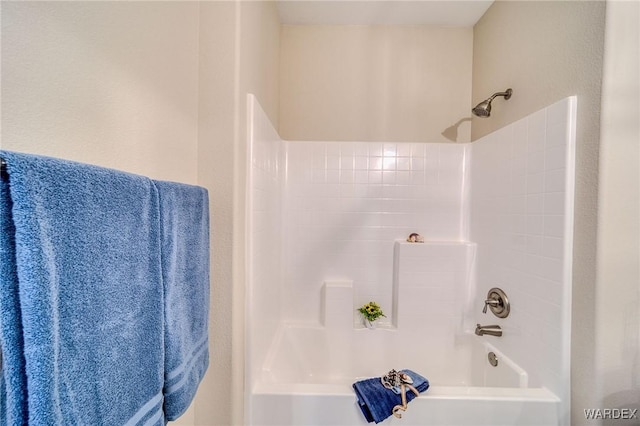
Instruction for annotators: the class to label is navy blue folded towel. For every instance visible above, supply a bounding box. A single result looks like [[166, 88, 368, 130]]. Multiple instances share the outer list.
[[154, 180, 210, 420], [0, 151, 209, 425], [353, 369, 430, 424]]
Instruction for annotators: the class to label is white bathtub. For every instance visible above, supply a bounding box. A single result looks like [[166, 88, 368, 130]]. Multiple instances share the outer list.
[[249, 325, 560, 426]]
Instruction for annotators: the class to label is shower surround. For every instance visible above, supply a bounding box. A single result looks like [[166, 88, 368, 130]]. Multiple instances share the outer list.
[[246, 95, 576, 425]]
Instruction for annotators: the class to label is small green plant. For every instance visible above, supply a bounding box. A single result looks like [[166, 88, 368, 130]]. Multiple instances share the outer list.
[[357, 301, 386, 322]]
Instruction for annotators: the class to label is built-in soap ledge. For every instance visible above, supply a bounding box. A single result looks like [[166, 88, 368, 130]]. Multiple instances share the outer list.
[[322, 280, 396, 331], [396, 239, 475, 246], [353, 322, 396, 331]]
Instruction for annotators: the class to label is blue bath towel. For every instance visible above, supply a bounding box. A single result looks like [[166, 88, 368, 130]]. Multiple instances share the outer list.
[[153, 180, 210, 420], [0, 151, 165, 425], [353, 369, 429, 423], [0, 174, 28, 426]]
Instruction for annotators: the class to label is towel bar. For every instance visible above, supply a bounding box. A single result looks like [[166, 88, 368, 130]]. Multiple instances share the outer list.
[[0, 157, 7, 179]]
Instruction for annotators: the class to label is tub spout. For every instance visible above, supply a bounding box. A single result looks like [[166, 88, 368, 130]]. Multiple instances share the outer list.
[[475, 324, 502, 337]]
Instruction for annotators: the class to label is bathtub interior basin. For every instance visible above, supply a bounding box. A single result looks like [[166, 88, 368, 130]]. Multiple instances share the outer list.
[[250, 324, 560, 426]]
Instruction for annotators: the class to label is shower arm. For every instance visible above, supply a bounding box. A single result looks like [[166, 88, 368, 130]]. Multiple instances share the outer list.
[[485, 89, 512, 103]]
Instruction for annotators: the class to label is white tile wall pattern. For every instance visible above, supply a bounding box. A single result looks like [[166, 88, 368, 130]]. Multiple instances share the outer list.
[[393, 241, 477, 332], [321, 280, 354, 329], [247, 94, 576, 422], [469, 96, 576, 423], [283, 141, 469, 325]]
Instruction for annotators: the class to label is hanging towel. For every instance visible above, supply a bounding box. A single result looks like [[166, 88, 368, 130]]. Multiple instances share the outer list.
[[0, 151, 165, 425], [353, 369, 429, 424], [153, 180, 210, 420], [0, 173, 28, 426]]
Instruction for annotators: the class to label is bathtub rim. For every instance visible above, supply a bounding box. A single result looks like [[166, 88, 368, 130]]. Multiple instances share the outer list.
[[253, 381, 560, 403]]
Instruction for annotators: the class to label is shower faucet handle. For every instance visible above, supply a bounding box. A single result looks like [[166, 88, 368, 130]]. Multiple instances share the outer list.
[[482, 288, 510, 318], [482, 298, 501, 314]]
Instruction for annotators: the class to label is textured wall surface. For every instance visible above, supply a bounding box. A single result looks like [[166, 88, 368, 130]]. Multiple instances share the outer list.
[[595, 0, 640, 419], [196, 2, 281, 425], [1, 2, 200, 184], [279, 25, 473, 143]]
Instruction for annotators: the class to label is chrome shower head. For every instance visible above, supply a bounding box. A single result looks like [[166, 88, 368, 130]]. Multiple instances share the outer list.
[[472, 101, 492, 117], [472, 88, 512, 118]]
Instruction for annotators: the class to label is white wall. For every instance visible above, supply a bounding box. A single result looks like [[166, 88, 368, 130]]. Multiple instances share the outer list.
[[283, 141, 468, 324], [1, 1, 200, 183], [195, 2, 237, 425], [595, 0, 640, 419], [471, 2, 607, 422], [279, 25, 473, 143], [196, 1, 281, 425]]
